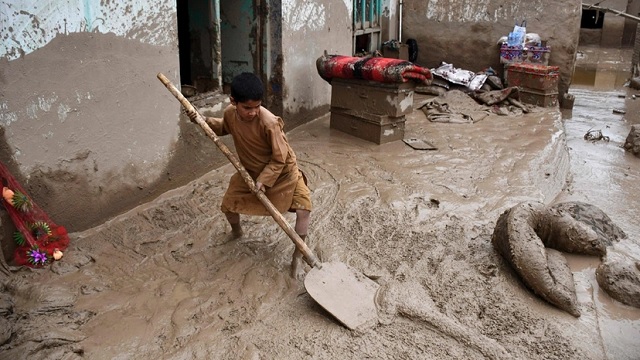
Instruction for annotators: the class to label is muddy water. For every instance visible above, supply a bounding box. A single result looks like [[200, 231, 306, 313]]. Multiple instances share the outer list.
[[3, 53, 640, 359], [71, 106, 581, 359], [557, 61, 640, 359], [0, 106, 613, 359]]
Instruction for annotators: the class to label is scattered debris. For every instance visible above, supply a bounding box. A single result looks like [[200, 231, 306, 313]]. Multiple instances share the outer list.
[[584, 129, 610, 142], [403, 138, 438, 150], [420, 90, 492, 123]]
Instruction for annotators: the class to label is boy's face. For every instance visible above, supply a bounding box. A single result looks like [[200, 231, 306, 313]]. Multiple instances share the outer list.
[[231, 97, 261, 122]]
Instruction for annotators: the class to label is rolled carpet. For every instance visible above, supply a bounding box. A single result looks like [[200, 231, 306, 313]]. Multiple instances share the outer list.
[[316, 53, 432, 85]]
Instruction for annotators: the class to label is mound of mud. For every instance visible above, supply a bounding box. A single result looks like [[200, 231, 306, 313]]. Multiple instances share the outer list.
[[492, 202, 581, 317], [492, 200, 631, 316], [596, 250, 640, 308], [545, 201, 625, 256]]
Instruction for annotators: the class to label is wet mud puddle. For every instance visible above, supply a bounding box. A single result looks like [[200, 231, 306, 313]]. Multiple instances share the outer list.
[[558, 48, 640, 359]]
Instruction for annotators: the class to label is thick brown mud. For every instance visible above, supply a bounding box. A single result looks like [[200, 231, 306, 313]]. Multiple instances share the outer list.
[[1, 46, 640, 360]]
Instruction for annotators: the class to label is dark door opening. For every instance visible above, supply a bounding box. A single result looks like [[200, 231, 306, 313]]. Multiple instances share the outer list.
[[175, 0, 263, 97], [581, 10, 605, 29], [176, 0, 221, 94]]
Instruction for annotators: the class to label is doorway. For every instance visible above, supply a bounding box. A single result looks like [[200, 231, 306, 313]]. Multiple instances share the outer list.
[[176, 0, 262, 95]]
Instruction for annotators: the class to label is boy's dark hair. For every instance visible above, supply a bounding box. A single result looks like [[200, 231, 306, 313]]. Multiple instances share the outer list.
[[230, 72, 264, 103]]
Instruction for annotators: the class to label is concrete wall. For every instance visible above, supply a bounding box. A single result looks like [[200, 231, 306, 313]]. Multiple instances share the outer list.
[[623, 0, 640, 47], [601, 0, 632, 47], [280, 0, 353, 128], [0, 0, 184, 231], [402, 0, 582, 97]]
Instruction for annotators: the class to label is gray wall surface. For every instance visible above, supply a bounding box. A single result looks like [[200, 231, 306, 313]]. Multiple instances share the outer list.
[[402, 0, 582, 97]]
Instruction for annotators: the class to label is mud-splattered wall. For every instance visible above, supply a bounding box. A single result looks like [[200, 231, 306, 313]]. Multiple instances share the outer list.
[[0, 0, 183, 232], [278, 0, 400, 129], [636, 25, 640, 73], [279, 0, 353, 128], [402, 0, 582, 98]]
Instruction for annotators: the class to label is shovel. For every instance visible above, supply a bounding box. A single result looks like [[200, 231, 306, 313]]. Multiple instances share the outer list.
[[157, 73, 380, 330]]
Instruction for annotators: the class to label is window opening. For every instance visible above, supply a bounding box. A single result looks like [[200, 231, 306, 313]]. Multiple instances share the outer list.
[[353, 0, 381, 55]]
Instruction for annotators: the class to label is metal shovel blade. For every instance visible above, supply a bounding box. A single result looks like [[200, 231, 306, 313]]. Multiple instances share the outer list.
[[304, 261, 380, 330]]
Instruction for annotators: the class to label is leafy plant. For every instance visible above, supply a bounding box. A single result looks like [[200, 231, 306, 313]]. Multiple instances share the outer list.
[[11, 191, 32, 212], [13, 231, 25, 246], [30, 221, 52, 239]]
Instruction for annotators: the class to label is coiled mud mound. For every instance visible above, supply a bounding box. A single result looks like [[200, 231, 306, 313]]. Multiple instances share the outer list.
[[492, 202, 581, 317], [492, 201, 630, 316]]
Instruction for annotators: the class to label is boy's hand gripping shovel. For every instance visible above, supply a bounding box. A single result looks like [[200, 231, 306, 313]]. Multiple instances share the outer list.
[[157, 73, 379, 330]]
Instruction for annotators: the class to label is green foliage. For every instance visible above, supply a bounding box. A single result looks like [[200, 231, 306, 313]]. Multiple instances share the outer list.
[[11, 191, 32, 212], [30, 221, 52, 239], [13, 231, 25, 246]]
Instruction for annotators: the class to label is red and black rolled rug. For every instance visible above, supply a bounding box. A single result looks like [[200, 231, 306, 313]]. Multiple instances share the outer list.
[[316, 53, 432, 84]]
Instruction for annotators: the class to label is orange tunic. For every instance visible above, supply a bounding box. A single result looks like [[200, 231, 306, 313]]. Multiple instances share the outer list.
[[207, 105, 304, 215]]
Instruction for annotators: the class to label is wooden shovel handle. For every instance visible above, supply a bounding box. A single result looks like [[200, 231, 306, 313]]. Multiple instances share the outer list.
[[157, 73, 320, 269]]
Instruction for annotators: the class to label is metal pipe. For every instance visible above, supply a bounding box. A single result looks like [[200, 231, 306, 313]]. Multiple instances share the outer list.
[[399, 0, 403, 42], [583, 3, 640, 23]]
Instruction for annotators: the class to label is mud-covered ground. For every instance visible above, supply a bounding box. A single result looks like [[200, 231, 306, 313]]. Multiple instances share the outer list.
[[1, 47, 639, 360]]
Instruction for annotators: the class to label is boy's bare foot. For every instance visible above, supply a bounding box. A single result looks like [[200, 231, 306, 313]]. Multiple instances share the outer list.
[[230, 223, 243, 238], [220, 225, 243, 244], [290, 249, 307, 281]]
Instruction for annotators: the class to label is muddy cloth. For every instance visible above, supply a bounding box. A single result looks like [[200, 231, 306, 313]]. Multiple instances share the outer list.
[[316, 54, 432, 84], [473, 86, 521, 106], [419, 90, 491, 124], [206, 105, 312, 215], [474, 86, 530, 116]]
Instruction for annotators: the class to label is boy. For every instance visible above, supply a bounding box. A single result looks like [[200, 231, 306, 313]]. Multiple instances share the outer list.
[[187, 72, 312, 280]]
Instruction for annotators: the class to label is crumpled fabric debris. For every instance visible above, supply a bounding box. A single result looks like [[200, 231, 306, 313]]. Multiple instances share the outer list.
[[420, 90, 492, 124], [473, 86, 521, 106]]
